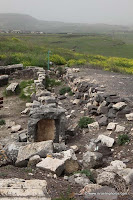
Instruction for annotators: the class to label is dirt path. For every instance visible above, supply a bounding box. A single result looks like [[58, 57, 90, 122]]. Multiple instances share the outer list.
[[0, 79, 28, 140], [77, 67, 133, 99]]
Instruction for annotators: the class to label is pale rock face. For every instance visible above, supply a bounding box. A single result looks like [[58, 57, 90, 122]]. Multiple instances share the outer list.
[[88, 122, 99, 131], [95, 134, 114, 147], [28, 155, 42, 167], [69, 173, 91, 187], [21, 108, 30, 115], [97, 171, 116, 185], [73, 99, 80, 105], [126, 113, 133, 121], [82, 151, 103, 169], [53, 149, 77, 162], [70, 145, 79, 152], [36, 157, 65, 176], [107, 122, 117, 131], [6, 83, 19, 95], [15, 140, 53, 167], [113, 102, 127, 110], [110, 160, 126, 170], [26, 103, 33, 108], [117, 168, 133, 184], [11, 125, 21, 133], [0, 178, 50, 199], [115, 125, 125, 132]]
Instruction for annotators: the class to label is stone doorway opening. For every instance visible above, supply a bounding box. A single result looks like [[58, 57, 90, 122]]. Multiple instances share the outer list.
[[36, 119, 56, 142]]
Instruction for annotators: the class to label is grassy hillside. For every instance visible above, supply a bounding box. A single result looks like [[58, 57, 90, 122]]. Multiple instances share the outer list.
[[0, 33, 133, 74], [0, 13, 130, 33]]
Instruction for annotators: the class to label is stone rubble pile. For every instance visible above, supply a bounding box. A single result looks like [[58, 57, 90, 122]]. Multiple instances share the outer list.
[[1, 66, 133, 199], [64, 68, 133, 126]]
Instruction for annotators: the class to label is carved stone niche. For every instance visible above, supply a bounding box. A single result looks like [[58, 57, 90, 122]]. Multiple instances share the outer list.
[[28, 105, 66, 143]]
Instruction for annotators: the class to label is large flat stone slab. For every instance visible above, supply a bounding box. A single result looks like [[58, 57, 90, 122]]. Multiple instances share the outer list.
[[36, 157, 65, 176], [15, 140, 53, 167], [0, 178, 50, 200]]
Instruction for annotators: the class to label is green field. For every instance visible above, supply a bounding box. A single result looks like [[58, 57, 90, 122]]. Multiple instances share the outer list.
[[0, 32, 133, 74]]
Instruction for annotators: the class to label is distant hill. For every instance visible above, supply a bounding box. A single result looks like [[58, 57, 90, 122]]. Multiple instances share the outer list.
[[0, 13, 130, 33]]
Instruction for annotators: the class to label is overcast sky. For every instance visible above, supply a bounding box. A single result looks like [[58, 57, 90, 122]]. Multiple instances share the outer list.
[[0, 0, 132, 25]]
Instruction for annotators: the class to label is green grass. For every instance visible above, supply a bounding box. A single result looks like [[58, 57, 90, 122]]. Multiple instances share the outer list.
[[118, 134, 130, 145], [59, 87, 71, 95], [78, 117, 94, 128], [19, 80, 35, 101], [45, 77, 61, 89], [0, 33, 133, 73]]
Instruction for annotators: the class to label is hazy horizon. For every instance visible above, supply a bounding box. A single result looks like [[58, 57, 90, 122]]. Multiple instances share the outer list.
[[0, 0, 132, 26]]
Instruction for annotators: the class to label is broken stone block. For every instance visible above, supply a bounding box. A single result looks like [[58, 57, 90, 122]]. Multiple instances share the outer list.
[[0, 149, 10, 166], [36, 157, 65, 176], [65, 159, 79, 175], [6, 83, 19, 95], [44, 96, 56, 104], [95, 135, 114, 148], [26, 103, 33, 108], [73, 99, 80, 105], [97, 115, 108, 126], [110, 160, 126, 170], [97, 105, 109, 115], [82, 151, 103, 169], [88, 122, 99, 131], [53, 143, 68, 153], [115, 125, 125, 133], [107, 122, 117, 131], [28, 155, 42, 168], [84, 186, 118, 200], [113, 102, 127, 110], [69, 173, 91, 187], [97, 171, 116, 185], [11, 125, 21, 133], [21, 108, 30, 115], [0, 178, 50, 199], [108, 108, 117, 119], [4, 142, 25, 163], [19, 131, 27, 142], [118, 168, 133, 184], [70, 145, 79, 153], [0, 75, 8, 87], [126, 113, 133, 121], [15, 140, 53, 167], [116, 106, 131, 118]]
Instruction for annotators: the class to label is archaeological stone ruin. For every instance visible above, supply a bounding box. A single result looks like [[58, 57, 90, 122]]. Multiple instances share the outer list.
[[1, 64, 133, 199]]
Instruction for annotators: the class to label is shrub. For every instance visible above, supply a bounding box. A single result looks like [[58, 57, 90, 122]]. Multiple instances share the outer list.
[[59, 87, 71, 95], [11, 37, 21, 42], [118, 134, 130, 145], [50, 54, 66, 65], [45, 77, 61, 89], [67, 59, 77, 67], [56, 66, 66, 76], [78, 117, 94, 128], [0, 119, 6, 126]]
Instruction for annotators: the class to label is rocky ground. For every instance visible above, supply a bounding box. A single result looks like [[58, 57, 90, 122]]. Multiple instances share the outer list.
[[0, 65, 133, 200]]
